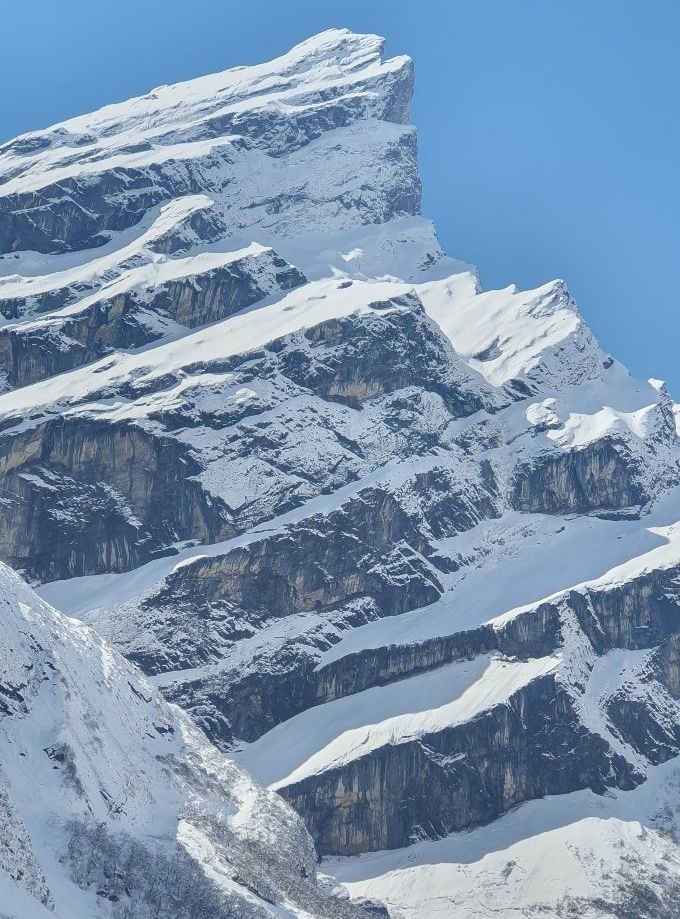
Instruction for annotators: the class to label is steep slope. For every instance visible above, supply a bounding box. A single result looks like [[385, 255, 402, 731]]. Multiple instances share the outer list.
[[0, 560, 386, 919], [2, 27, 680, 919]]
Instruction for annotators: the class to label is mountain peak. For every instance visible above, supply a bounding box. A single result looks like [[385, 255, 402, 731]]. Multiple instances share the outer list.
[[0, 29, 416, 256], [0, 28, 413, 198]]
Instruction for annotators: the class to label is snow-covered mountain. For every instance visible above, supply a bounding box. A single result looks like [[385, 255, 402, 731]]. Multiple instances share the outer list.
[[1, 27, 680, 919]]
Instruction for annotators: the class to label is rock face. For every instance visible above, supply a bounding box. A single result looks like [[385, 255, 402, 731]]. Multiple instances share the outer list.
[[510, 436, 648, 515], [0, 418, 231, 581], [281, 674, 638, 855], [2, 26, 680, 919]]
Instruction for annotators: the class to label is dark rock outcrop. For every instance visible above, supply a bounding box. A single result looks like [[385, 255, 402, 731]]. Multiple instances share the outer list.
[[0, 419, 232, 580], [511, 437, 647, 515], [281, 675, 639, 855]]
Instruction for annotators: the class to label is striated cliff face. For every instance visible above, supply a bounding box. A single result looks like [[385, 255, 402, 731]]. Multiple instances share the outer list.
[[2, 27, 680, 919], [0, 246, 306, 388]]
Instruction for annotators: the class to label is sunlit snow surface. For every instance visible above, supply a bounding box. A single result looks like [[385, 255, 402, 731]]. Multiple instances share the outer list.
[[0, 563, 331, 919]]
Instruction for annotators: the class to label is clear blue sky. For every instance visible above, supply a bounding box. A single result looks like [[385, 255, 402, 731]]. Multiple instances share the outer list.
[[2, 1, 679, 392]]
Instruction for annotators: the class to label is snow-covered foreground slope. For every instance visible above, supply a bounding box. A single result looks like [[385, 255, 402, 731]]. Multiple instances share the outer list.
[[2, 26, 680, 919], [0, 562, 385, 919]]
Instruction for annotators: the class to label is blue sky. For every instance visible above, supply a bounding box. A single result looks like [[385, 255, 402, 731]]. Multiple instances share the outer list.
[[2, 1, 678, 391]]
